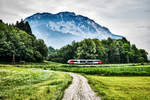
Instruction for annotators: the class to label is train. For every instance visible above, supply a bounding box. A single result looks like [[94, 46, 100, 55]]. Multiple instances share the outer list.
[[67, 59, 102, 64]]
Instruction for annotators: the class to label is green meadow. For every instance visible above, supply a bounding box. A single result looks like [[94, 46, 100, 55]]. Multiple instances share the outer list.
[[0, 62, 150, 100], [0, 66, 72, 100], [86, 75, 150, 100]]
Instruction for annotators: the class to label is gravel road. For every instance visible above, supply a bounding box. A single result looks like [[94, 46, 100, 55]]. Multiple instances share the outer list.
[[62, 73, 101, 100]]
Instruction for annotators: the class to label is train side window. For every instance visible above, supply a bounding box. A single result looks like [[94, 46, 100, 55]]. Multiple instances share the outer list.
[[87, 61, 93, 62], [80, 61, 86, 63]]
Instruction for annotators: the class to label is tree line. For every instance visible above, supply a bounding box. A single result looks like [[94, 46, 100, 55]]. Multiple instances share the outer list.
[[0, 20, 48, 62], [48, 38, 148, 64], [0, 19, 148, 64]]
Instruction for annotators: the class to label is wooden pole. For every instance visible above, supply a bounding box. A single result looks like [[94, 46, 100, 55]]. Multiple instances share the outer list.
[[12, 54, 15, 64]]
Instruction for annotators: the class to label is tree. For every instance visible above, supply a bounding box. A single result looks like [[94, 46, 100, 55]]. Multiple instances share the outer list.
[[15, 19, 35, 37], [48, 37, 148, 64], [93, 39, 107, 63], [48, 46, 55, 54], [139, 57, 145, 65], [75, 39, 97, 59], [0, 19, 3, 23], [130, 44, 140, 63], [35, 39, 48, 61], [122, 43, 130, 63], [139, 49, 148, 62], [0, 21, 48, 62]]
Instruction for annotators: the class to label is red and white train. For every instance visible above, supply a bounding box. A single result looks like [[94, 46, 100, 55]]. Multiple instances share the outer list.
[[67, 59, 102, 64]]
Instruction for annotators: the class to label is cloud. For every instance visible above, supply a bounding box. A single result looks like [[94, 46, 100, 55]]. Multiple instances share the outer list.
[[0, 0, 150, 56]]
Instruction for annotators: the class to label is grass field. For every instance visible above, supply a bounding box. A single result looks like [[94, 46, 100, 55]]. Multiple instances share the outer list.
[[0, 61, 63, 68], [0, 62, 150, 100], [85, 75, 150, 100], [0, 66, 72, 100], [49, 64, 150, 76], [1, 62, 150, 76]]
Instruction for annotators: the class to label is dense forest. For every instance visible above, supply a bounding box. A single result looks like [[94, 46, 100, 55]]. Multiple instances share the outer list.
[[48, 38, 148, 64], [0, 20, 48, 62]]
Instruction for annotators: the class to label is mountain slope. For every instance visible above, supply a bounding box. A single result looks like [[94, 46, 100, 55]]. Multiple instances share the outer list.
[[25, 12, 123, 48]]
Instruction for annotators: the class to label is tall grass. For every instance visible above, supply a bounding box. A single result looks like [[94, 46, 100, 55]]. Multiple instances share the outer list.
[[0, 67, 72, 100], [85, 75, 150, 100], [49, 65, 150, 76]]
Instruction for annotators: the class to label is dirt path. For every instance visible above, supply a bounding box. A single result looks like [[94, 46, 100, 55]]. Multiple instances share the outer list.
[[62, 73, 101, 100]]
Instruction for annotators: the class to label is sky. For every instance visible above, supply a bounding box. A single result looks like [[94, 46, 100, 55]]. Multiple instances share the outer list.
[[0, 0, 150, 57]]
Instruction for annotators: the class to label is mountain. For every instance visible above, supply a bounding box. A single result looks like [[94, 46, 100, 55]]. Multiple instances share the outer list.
[[24, 12, 123, 48]]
